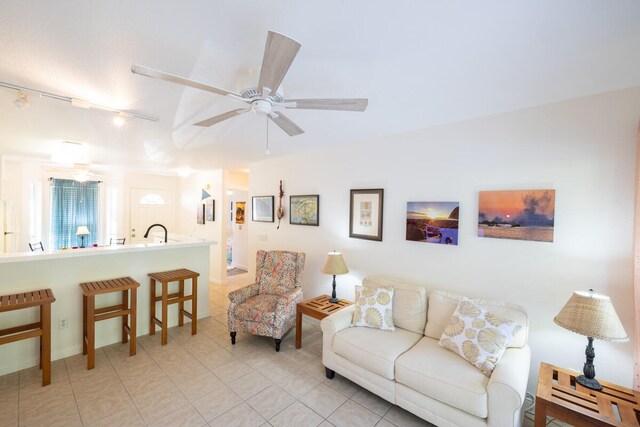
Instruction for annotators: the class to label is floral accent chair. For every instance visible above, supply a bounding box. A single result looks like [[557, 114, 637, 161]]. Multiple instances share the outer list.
[[228, 250, 305, 351]]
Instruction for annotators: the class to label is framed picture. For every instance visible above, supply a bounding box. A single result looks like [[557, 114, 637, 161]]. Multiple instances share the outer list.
[[205, 200, 215, 221], [290, 195, 319, 226], [349, 189, 384, 241], [406, 202, 459, 245], [478, 189, 555, 242], [196, 203, 205, 224], [252, 196, 274, 222], [235, 201, 246, 224]]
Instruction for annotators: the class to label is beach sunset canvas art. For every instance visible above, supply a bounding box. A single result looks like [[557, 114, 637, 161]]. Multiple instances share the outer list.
[[406, 202, 459, 245], [478, 189, 555, 242]]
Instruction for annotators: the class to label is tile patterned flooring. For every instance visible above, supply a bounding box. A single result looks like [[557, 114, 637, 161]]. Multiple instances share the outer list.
[[0, 273, 559, 426]]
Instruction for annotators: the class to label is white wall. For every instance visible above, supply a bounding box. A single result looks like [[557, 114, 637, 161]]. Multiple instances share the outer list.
[[176, 170, 225, 284], [249, 87, 640, 392]]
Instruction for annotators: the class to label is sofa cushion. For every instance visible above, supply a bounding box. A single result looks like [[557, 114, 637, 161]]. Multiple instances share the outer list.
[[333, 326, 422, 380], [439, 298, 522, 376], [395, 336, 490, 418], [362, 276, 427, 334], [352, 286, 395, 331], [425, 289, 528, 348]]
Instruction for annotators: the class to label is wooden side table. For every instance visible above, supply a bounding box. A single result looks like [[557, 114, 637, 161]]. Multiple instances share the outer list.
[[296, 294, 352, 349], [535, 362, 640, 426]]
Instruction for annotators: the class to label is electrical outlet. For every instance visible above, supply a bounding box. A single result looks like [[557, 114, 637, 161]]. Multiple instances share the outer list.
[[58, 318, 68, 329]]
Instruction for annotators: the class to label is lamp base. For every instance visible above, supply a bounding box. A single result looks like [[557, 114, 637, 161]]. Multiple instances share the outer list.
[[329, 275, 339, 303], [576, 375, 603, 391]]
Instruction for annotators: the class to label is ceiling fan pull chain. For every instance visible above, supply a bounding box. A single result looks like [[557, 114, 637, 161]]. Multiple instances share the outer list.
[[266, 117, 270, 155]]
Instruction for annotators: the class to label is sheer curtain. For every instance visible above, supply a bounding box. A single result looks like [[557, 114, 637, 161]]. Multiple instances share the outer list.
[[50, 179, 99, 249]]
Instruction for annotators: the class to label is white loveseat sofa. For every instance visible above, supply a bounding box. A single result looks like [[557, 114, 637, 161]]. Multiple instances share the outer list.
[[321, 276, 531, 427]]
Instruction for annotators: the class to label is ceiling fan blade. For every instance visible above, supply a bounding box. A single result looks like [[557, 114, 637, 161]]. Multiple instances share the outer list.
[[283, 98, 368, 112], [131, 65, 242, 98], [257, 31, 301, 97], [268, 112, 304, 136], [194, 108, 250, 127]]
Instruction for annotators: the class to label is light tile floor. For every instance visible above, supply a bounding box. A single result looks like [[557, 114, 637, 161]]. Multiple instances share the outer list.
[[0, 273, 562, 427]]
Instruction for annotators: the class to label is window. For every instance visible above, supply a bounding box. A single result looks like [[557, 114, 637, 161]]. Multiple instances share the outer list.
[[139, 193, 166, 205], [50, 179, 99, 249]]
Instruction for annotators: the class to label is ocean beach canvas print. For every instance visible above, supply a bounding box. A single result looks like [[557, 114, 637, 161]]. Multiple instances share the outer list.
[[406, 202, 459, 245], [478, 189, 555, 242]]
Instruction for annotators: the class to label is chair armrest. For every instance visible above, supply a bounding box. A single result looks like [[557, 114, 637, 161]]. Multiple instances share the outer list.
[[320, 305, 355, 337], [228, 282, 260, 305], [487, 345, 531, 427], [272, 287, 304, 338], [275, 286, 304, 310]]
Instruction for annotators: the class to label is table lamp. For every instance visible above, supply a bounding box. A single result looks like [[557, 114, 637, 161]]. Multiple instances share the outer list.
[[76, 226, 90, 248], [321, 251, 349, 303], [553, 289, 628, 390]]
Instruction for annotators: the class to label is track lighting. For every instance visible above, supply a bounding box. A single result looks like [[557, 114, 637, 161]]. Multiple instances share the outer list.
[[13, 91, 29, 109], [0, 80, 157, 122]]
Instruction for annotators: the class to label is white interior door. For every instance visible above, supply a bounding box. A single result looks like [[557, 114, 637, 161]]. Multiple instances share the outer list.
[[130, 188, 172, 243]]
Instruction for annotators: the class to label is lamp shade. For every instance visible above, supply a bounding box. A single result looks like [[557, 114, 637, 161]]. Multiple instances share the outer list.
[[76, 226, 91, 236], [554, 290, 628, 342], [321, 251, 349, 275]]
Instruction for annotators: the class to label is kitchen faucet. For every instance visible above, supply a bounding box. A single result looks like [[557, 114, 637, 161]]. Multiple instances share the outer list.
[[143, 224, 168, 243]]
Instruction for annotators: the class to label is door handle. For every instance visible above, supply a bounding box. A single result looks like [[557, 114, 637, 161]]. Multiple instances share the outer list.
[[132, 234, 136, 237]]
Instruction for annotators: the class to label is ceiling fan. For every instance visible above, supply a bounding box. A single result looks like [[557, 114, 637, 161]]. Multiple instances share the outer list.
[[131, 31, 368, 137], [48, 163, 105, 182]]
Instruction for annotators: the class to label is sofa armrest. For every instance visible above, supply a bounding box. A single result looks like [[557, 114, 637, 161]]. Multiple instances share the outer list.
[[321, 305, 355, 337], [228, 282, 260, 305], [487, 345, 531, 427], [321, 305, 355, 371]]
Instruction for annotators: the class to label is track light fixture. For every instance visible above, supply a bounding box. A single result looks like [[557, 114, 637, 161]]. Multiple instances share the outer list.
[[113, 112, 126, 127], [13, 91, 29, 109], [0, 80, 157, 123]]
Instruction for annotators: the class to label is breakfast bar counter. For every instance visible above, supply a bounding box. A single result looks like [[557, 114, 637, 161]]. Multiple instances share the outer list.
[[0, 238, 215, 376]]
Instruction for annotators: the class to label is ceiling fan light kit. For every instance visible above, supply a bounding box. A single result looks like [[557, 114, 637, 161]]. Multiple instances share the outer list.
[[131, 30, 368, 138]]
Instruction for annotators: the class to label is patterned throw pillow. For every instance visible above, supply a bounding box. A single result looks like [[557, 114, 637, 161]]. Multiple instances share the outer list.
[[439, 297, 521, 376], [352, 286, 395, 331]]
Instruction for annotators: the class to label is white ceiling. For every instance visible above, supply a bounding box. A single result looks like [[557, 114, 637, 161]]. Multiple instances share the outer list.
[[1, 1, 639, 173]]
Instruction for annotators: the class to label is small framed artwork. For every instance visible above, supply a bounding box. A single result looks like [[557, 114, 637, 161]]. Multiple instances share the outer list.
[[196, 203, 205, 224], [252, 196, 274, 222], [235, 202, 246, 224], [349, 189, 384, 241], [406, 202, 459, 245], [478, 189, 555, 242], [205, 200, 215, 221], [290, 195, 319, 226]]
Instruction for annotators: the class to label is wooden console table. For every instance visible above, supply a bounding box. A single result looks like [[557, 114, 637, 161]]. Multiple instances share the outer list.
[[535, 362, 640, 426], [295, 294, 352, 349]]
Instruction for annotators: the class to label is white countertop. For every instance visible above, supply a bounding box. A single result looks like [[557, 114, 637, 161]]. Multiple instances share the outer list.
[[0, 238, 217, 264]]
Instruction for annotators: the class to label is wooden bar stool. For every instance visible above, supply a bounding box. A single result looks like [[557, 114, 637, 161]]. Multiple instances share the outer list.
[[148, 268, 199, 345], [0, 289, 55, 386], [79, 277, 139, 369]]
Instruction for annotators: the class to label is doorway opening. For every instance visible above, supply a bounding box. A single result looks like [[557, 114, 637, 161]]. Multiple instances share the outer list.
[[227, 189, 248, 275]]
